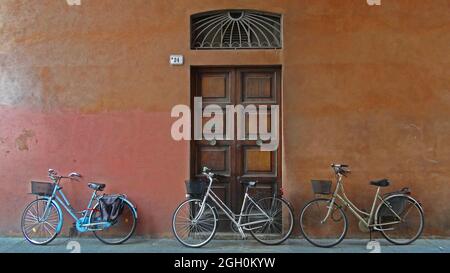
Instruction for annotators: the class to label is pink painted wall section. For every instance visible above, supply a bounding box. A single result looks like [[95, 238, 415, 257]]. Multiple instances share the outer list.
[[0, 107, 187, 235]]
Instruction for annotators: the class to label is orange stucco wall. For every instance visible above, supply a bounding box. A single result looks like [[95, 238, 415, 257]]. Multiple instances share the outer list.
[[0, 0, 449, 237]]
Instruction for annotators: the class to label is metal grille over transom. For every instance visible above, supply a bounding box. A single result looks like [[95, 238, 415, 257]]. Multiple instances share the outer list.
[[191, 10, 282, 49]]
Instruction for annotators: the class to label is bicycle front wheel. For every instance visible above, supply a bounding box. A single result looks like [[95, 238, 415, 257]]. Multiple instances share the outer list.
[[172, 199, 217, 248], [299, 198, 348, 248], [247, 197, 294, 245], [91, 200, 137, 245], [21, 198, 61, 245], [376, 195, 424, 245]]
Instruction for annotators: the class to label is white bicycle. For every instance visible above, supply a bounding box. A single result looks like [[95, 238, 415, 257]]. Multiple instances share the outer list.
[[172, 167, 294, 248]]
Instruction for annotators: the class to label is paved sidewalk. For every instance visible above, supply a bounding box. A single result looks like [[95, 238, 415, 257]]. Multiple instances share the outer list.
[[1, 237, 449, 253]]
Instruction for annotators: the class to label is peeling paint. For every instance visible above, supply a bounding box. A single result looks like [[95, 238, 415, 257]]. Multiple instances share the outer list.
[[15, 130, 35, 151], [403, 123, 439, 164]]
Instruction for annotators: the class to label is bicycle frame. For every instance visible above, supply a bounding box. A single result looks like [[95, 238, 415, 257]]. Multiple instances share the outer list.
[[195, 174, 271, 237], [41, 178, 111, 232], [324, 174, 403, 229]]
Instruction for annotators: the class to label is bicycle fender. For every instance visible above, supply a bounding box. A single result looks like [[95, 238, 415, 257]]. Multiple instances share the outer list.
[[120, 197, 138, 219], [42, 197, 64, 233]]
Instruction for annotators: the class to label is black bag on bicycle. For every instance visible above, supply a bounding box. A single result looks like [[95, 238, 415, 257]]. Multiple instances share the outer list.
[[99, 195, 125, 222], [379, 187, 411, 222]]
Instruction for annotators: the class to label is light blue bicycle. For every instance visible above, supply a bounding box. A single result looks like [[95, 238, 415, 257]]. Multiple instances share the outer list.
[[21, 169, 138, 245]]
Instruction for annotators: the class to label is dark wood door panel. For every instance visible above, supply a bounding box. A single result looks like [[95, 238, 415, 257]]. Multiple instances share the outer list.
[[241, 145, 277, 177], [237, 68, 280, 105], [191, 66, 282, 220], [195, 68, 234, 105], [194, 144, 231, 176]]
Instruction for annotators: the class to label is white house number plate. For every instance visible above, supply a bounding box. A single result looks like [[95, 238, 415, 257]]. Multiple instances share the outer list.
[[170, 55, 184, 65]]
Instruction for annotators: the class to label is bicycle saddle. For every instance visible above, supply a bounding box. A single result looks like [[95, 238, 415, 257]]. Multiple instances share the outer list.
[[88, 183, 106, 191], [214, 173, 227, 179], [370, 179, 390, 187], [241, 181, 258, 188]]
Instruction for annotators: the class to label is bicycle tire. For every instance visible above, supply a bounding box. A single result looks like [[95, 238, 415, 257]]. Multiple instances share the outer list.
[[299, 198, 348, 248], [172, 199, 217, 248], [21, 198, 61, 245], [375, 195, 424, 245], [247, 197, 294, 245], [91, 199, 137, 245]]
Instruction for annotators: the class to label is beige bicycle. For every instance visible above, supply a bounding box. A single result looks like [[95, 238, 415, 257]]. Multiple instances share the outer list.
[[299, 164, 424, 248]]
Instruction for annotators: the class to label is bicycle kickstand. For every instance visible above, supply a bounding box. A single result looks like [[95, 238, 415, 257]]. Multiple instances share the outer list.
[[237, 227, 247, 240], [69, 223, 79, 238]]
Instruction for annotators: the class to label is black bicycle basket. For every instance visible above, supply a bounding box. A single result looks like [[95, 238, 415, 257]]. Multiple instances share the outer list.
[[311, 180, 332, 195], [31, 181, 55, 196], [185, 179, 206, 198]]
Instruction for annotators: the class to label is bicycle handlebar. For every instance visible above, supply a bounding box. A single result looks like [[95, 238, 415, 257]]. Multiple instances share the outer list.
[[48, 169, 82, 181], [202, 166, 227, 180], [331, 164, 351, 176]]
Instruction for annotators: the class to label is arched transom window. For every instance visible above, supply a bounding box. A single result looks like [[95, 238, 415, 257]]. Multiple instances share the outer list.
[[191, 10, 282, 49]]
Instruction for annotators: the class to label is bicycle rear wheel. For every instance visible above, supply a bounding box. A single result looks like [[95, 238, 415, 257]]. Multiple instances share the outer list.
[[299, 198, 348, 248], [172, 199, 217, 248], [21, 198, 61, 245], [90, 199, 137, 245], [376, 195, 424, 245], [247, 197, 294, 245]]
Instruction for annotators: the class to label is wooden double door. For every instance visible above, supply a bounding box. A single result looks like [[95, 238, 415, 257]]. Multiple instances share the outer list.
[[191, 66, 282, 220]]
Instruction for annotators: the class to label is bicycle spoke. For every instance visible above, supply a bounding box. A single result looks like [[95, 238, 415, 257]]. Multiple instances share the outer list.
[[92, 202, 137, 244], [24, 222, 40, 233], [271, 221, 282, 233], [248, 197, 294, 245], [26, 211, 38, 221], [300, 199, 347, 247], [43, 221, 57, 230], [378, 197, 423, 245], [269, 205, 282, 217], [24, 214, 38, 222], [21, 199, 61, 245], [42, 224, 53, 236], [172, 199, 216, 247], [400, 203, 414, 220]]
